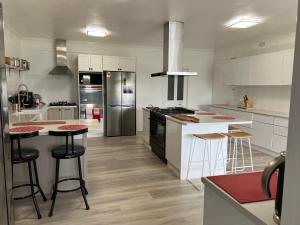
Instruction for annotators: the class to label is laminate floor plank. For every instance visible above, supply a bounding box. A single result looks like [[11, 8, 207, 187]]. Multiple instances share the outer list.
[[14, 134, 273, 225]]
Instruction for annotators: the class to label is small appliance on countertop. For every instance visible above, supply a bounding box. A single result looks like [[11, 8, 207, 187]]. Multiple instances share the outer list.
[[49, 101, 77, 107], [261, 151, 286, 224]]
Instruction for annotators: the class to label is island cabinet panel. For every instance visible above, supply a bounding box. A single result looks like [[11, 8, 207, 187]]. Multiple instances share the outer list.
[[142, 109, 150, 148]]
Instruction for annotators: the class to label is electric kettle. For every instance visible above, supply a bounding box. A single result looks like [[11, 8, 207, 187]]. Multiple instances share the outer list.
[[261, 152, 286, 224]]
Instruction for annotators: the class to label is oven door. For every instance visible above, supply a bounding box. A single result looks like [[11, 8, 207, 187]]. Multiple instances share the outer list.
[[150, 115, 167, 163], [80, 86, 103, 106]]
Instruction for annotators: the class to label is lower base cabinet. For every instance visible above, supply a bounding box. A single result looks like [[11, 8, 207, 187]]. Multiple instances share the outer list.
[[209, 106, 288, 154], [47, 107, 75, 120]]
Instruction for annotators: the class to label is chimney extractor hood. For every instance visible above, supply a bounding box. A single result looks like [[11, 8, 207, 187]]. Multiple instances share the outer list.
[[49, 39, 73, 75], [151, 21, 197, 77]]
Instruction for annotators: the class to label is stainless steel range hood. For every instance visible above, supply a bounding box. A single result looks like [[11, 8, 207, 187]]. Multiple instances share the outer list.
[[151, 21, 197, 77], [49, 39, 73, 75]]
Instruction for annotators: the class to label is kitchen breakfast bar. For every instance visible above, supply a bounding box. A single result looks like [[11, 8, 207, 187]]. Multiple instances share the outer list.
[[165, 112, 252, 180], [10, 119, 101, 196]]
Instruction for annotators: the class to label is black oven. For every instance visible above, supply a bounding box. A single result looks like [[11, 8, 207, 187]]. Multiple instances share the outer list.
[[79, 72, 103, 86], [150, 111, 167, 163]]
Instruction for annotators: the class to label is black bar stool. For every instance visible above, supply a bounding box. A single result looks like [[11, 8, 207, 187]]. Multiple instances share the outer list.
[[48, 127, 89, 217], [10, 131, 47, 219]]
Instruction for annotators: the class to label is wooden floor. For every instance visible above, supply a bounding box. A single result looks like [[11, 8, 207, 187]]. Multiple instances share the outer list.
[[14, 134, 273, 225]]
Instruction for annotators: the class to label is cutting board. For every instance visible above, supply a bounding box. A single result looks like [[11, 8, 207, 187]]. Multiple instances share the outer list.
[[12, 120, 66, 126], [171, 115, 200, 123]]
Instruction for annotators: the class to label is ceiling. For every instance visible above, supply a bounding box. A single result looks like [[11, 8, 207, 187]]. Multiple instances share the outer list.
[[2, 0, 298, 49]]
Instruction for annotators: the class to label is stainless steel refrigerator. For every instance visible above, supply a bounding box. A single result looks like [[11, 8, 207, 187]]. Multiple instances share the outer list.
[[104, 71, 136, 137], [0, 3, 13, 225]]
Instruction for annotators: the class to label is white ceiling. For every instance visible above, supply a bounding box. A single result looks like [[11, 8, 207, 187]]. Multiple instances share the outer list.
[[2, 0, 298, 48]]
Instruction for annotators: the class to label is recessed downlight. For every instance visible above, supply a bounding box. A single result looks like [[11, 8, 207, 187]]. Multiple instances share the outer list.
[[228, 19, 260, 29], [87, 29, 109, 37]]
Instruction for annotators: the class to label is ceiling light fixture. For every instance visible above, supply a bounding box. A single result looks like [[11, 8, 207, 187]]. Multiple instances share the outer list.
[[228, 19, 260, 29], [87, 29, 109, 37]]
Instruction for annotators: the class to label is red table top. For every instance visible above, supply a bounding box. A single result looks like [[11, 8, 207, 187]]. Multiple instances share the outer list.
[[207, 172, 277, 204], [57, 124, 88, 131], [9, 126, 44, 133]]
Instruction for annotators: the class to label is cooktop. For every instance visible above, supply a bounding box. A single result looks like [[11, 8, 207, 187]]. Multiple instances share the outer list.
[[49, 101, 77, 106]]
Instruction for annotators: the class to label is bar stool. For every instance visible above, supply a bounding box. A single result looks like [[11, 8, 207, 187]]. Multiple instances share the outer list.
[[224, 132, 254, 173], [187, 133, 226, 189], [10, 131, 47, 219], [227, 126, 241, 161], [48, 127, 89, 217]]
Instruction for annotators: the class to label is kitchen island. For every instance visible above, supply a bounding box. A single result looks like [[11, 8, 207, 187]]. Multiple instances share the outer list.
[[10, 119, 101, 196], [165, 112, 252, 180]]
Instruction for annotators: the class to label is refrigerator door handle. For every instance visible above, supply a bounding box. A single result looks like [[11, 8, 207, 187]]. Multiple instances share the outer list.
[[110, 105, 121, 107], [122, 105, 134, 107]]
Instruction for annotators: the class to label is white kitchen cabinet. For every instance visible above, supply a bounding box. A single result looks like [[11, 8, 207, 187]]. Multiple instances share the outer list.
[[272, 134, 287, 153], [103, 56, 119, 71], [143, 109, 150, 147], [252, 114, 274, 125], [250, 51, 284, 85], [226, 49, 293, 86], [282, 49, 294, 85], [47, 107, 75, 120], [274, 117, 289, 128], [47, 108, 61, 120], [78, 54, 103, 72], [118, 57, 136, 72], [228, 57, 252, 85], [251, 121, 273, 149], [103, 56, 136, 72]]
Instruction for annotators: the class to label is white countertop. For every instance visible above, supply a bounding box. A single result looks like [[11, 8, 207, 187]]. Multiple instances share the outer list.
[[166, 112, 252, 126], [210, 104, 289, 119], [10, 119, 101, 135], [202, 177, 277, 225]]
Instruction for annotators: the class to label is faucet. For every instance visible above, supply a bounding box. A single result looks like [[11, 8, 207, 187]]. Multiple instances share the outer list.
[[17, 84, 29, 112]]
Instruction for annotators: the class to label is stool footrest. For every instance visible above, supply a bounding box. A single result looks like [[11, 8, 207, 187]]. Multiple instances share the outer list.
[[13, 184, 41, 200], [53, 178, 86, 193]]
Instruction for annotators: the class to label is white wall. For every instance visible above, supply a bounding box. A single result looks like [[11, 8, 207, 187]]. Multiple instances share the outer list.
[[4, 25, 23, 95], [20, 38, 214, 131], [212, 32, 296, 113]]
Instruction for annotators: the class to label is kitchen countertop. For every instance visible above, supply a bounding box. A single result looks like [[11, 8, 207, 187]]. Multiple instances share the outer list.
[[10, 119, 101, 135], [47, 105, 77, 108], [210, 104, 289, 119], [202, 177, 276, 225], [166, 112, 252, 126]]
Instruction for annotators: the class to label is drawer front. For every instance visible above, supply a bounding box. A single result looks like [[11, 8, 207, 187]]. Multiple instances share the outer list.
[[272, 134, 287, 153], [231, 111, 253, 128], [253, 114, 274, 124], [274, 117, 289, 128], [251, 122, 273, 149], [273, 125, 288, 137]]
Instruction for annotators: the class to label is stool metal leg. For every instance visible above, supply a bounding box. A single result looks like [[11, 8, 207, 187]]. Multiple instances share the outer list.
[[78, 157, 90, 210], [187, 136, 196, 179], [248, 138, 254, 172], [33, 160, 47, 201], [240, 138, 245, 171], [49, 159, 60, 217], [28, 161, 42, 219]]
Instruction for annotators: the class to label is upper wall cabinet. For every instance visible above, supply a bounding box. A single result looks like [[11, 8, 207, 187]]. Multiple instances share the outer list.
[[103, 56, 136, 72], [226, 49, 294, 86], [78, 54, 103, 72]]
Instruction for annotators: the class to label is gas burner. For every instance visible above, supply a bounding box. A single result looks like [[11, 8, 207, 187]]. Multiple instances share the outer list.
[[49, 101, 77, 106], [150, 107, 194, 116]]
